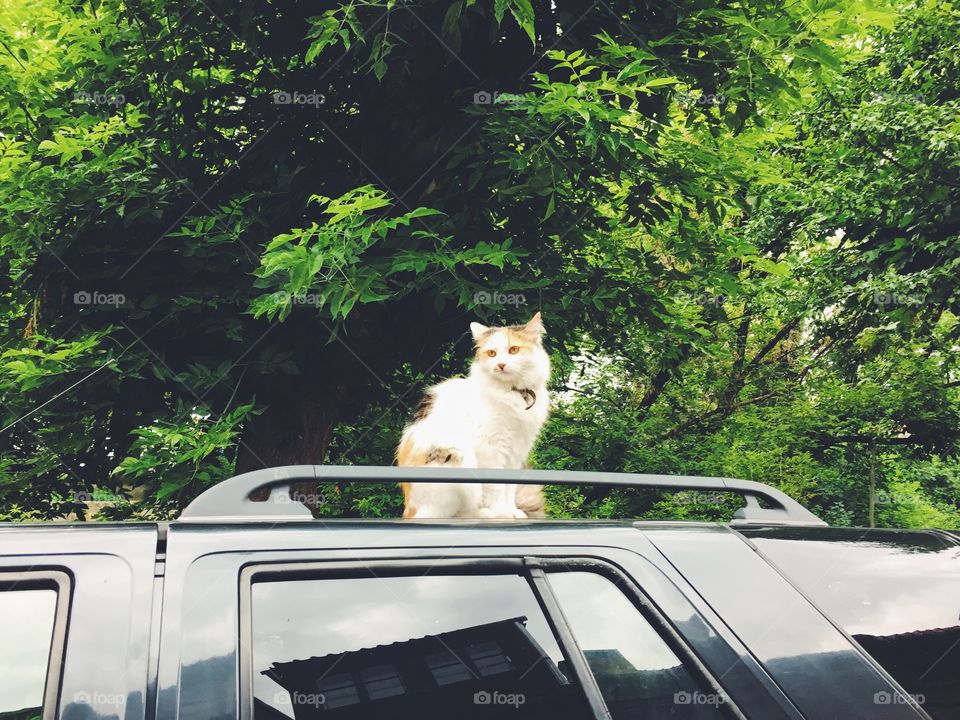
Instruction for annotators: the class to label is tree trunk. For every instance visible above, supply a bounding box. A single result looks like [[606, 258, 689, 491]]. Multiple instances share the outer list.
[[235, 382, 345, 473], [235, 377, 347, 514], [234, 299, 465, 483]]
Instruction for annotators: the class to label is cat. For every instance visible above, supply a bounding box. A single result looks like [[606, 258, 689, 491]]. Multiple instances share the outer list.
[[396, 312, 550, 519]]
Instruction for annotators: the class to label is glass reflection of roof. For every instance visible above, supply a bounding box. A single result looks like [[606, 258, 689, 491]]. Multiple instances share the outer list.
[[743, 528, 960, 637], [742, 526, 954, 553]]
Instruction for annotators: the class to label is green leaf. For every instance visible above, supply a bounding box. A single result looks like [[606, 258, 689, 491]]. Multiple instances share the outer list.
[[441, 1, 464, 54], [797, 41, 842, 72], [644, 76, 679, 88], [542, 193, 556, 221], [617, 59, 651, 80], [508, 0, 536, 46]]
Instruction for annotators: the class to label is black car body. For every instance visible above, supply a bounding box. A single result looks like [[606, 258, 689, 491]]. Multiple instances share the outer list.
[[1, 466, 957, 720]]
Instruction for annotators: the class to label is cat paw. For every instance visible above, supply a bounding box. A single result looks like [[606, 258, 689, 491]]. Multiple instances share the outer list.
[[477, 506, 528, 519]]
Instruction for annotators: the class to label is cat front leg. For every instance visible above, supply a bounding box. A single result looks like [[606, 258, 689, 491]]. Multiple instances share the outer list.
[[504, 483, 527, 519], [405, 483, 464, 518], [479, 483, 527, 519]]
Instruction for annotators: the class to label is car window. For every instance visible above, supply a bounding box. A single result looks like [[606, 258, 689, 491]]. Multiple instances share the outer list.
[[548, 572, 726, 720], [0, 588, 58, 720], [742, 528, 960, 720], [249, 572, 592, 719]]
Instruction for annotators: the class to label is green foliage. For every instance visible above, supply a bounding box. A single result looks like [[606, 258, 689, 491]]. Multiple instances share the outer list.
[[111, 402, 260, 515], [248, 185, 523, 322], [0, 0, 957, 528], [536, 346, 959, 528]]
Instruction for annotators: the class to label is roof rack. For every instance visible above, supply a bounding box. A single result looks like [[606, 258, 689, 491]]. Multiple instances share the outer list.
[[178, 465, 827, 526]]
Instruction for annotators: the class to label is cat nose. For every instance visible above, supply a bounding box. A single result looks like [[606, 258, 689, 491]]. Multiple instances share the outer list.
[[497, 363, 506, 370]]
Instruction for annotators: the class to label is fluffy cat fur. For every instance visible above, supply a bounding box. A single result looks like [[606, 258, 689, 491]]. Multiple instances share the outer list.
[[397, 312, 550, 519]]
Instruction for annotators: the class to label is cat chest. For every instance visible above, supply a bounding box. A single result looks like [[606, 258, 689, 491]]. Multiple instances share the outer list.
[[474, 398, 544, 441]]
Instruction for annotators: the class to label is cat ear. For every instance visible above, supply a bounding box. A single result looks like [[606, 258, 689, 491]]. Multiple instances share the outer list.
[[524, 311, 545, 337], [470, 322, 489, 341]]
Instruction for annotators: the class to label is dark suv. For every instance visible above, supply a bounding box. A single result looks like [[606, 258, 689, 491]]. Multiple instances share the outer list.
[[1, 466, 957, 720]]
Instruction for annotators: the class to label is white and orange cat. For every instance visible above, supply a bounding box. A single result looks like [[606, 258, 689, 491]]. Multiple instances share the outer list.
[[397, 312, 550, 519]]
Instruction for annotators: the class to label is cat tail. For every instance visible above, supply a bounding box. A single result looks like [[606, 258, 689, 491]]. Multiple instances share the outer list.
[[516, 484, 546, 518]]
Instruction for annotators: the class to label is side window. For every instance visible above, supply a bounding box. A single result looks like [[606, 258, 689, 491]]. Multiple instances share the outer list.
[[742, 528, 960, 720], [0, 580, 62, 720], [549, 572, 726, 720], [249, 572, 592, 719]]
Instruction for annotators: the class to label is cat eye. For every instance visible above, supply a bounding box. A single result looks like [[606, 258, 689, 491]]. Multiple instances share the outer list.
[[486, 349, 497, 357], [508, 346, 520, 355]]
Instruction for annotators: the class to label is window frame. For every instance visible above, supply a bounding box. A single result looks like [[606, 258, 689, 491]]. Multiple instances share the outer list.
[[534, 556, 741, 718], [238, 556, 743, 720], [0, 569, 72, 720]]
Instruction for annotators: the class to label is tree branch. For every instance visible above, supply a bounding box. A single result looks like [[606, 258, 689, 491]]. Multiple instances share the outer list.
[[744, 317, 801, 374]]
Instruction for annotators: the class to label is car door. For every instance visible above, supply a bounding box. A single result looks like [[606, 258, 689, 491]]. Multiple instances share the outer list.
[[0, 524, 157, 720], [736, 527, 959, 720], [157, 521, 802, 720], [646, 525, 933, 720]]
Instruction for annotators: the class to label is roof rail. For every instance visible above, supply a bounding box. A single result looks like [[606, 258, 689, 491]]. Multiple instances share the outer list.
[[178, 465, 827, 526]]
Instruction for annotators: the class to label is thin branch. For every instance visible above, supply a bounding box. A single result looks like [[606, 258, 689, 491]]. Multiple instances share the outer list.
[[743, 317, 801, 374], [656, 391, 779, 441]]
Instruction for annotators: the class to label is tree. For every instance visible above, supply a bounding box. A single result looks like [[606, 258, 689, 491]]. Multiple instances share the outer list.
[[1, 0, 956, 527]]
